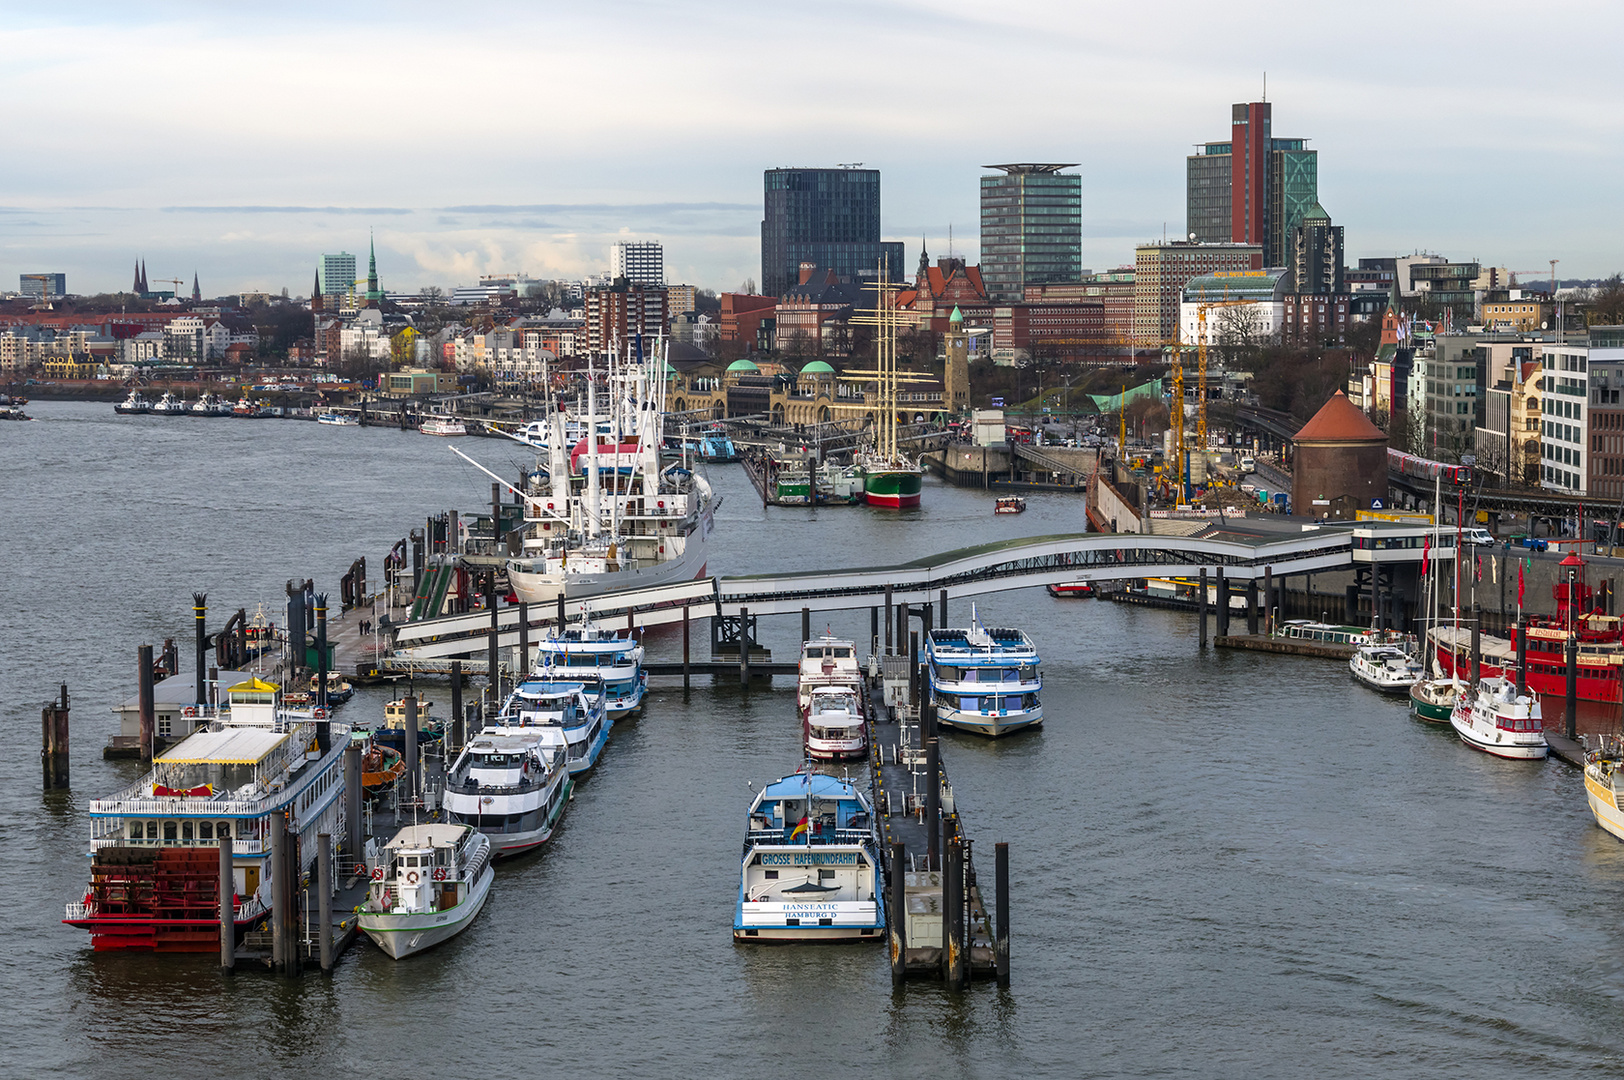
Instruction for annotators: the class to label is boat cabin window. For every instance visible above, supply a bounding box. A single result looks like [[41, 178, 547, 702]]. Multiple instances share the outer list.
[[181, 821, 194, 840], [146, 821, 158, 839], [199, 821, 214, 840], [832, 648, 851, 658], [163, 821, 178, 841]]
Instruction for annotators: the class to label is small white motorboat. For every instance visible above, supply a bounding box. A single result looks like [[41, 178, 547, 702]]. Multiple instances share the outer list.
[[1349, 644, 1423, 694], [358, 823, 494, 959], [1449, 676, 1548, 760]]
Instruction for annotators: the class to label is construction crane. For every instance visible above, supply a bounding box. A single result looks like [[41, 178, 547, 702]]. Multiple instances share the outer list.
[[1191, 296, 1255, 458], [155, 277, 185, 296], [19, 273, 57, 301]]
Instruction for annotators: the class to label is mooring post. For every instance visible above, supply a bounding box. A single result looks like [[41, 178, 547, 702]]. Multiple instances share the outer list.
[[891, 840, 908, 987], [219, 835, 235, 975], [487, 583, 501, 704], [898, 602, 910, 657], [801, 607, 810, 644], [556, 593, 566, 632], [344, 741, 362, 863], [944, 837, 965, 991], [740, 606, 750, 688], [518, 602, 530, 675], [138, 644, 155, 762], [1470, 603, 1482, 685], [924, 737, 940, 871], [995, 840, 1010, 987], [404, 695, 419, 802], [910, 634, 921, 707], [1198, 568, 1209, 650], [1263, 565, 1274, 637], [1246, 580, 1259, 635], [1515, 615, 1527, 694], [317, 835, 334, 974], [282, 816, 301, 977], [682, 607, 691, 690], [884, 586, 894, 652], [315, 593, 329, 711], [1215, 568, 1229, 638], [491, 481, 502, 547], [871, 606, 879, 658], [269, 816, 286, 972], [1566, 633, 1579, 741], [450, 660, 464, 753], [42, 684, 69, 789], [939, 588, 948, 630], [193, 592, 208, 707]]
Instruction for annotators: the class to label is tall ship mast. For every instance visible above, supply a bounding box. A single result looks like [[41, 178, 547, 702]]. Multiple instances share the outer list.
[[843, 262, 923, 509]]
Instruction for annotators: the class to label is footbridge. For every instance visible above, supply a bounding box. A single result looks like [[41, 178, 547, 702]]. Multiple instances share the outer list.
[[388, 522, 1447, 660]]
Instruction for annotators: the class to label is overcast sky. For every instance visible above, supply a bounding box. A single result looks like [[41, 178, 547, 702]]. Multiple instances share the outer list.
[[3, 1, 1619, 297]]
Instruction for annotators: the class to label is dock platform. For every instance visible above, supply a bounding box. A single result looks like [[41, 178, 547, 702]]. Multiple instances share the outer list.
[[1215, 634, 1355, 660]]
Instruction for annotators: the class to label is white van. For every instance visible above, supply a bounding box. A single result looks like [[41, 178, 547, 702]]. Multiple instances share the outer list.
[[1239, 455, 1256, 472]]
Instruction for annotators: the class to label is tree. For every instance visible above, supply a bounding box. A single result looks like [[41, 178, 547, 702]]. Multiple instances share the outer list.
[[1586, 273, 1624, 325], [738, 278, 757, 295]]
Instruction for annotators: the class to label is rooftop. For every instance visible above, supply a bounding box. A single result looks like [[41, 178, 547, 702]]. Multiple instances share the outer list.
[[1294, 391, 1387, 443]]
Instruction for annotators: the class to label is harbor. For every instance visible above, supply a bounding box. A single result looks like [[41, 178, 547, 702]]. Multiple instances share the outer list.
[[14, 398, 1624, 1077]]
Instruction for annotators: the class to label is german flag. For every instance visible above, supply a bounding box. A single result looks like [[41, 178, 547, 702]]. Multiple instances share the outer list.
[[790, 816, 810, 841]]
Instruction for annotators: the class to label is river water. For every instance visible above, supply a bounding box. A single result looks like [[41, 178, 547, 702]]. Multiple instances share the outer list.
[[6, 400, 1624, 1078]]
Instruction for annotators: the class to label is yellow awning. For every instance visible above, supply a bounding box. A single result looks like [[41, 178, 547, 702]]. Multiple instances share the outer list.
[[227, 676, 280, 694]]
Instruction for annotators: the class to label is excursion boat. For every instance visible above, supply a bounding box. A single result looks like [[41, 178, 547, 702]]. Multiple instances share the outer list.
[[492, 350, 717, 605], [994, 495, 1026, 514], [358, 823, 494, 959], [63, 676, 347, 951], [1276, 619, 1414, 649], [492, 678, 611, 774], [1582, 738, 1624, 842], [531, 622, 646, 720], [734, 772, 885, 943], [925, 609, 1042, 737], [697, 426, 738, 463], [420, 415, 467, 436], [114, 391, 152, 415], [317, 413, 359, 426], [804, 684, 867, 761], [442, 727, 573, 856], [1408, 677, 1459, 724], [1449, 676, 1548, 759], [1047, 580, 1094, 598], [1349, 644, 1423, 694], [797, 634, 864, 719]]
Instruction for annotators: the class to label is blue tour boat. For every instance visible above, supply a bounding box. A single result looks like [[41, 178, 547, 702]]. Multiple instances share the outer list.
[[531, 621, 647, 720], [734, 772, 885, 943], [925, 607, 1043, 737], [493, 679, 611, 775]]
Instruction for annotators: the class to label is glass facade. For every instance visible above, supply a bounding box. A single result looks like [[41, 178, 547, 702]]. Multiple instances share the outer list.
[[1185, 145, 1231, 244], [979, 166, 1082, 302], [761, 169, 902, 297], [1269, 148, 1318, 268]]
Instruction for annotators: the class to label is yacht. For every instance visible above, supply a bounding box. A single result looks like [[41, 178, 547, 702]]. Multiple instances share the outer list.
[[1450, 676, 1548, 759], [63, 676, 348, 951], [492, 679, 611, 775], [925, 608, 1043, 736], [1349, 644, 1423, 694], [803, 684, 867, 761], [531, 622, 646, 720], [797, 634, 864, 719], [734, 772, 885, 943], [358, 823, 494, 959], [442, 728, 573, 856], [1583, 737, 1624, 841]]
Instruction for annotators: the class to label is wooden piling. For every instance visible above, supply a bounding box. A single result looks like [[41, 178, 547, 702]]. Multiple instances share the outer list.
[[1215, 568, 1230, 638], [1198, 568, 1209, 649], [939, 588, 947, 630], [556, 593, 566, 632], [801, 607, 810, 644], [890, 840, 907, 988], [42, 683, 69, 789], [682, 607, 691, 690], [994, 840, 1010, 987], [740, 606, 750, 687], [193, 592, 207, 708], [404, 695, 420, 801], [1566, 633, 1579, 741], [138, 644, 155, 762], [943, 837, 965, 991], [518, 603, 530, 674], [871, 606, 879, 657], [449, 660, 464, 752], [219, 836, 234, 974], [269, 817, 286, 971], [924, 737, 940, 871], [282, 816, 300, 977], [1263, 565, 1274, 636], [343, 742, 362, 864], [898, 602, 909, 657], [317, 835, 334, 973], [1246, 580, 1259, 635]]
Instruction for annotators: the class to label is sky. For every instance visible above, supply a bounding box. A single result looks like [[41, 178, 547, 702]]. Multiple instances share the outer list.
[[2, 1, 1620, 297]]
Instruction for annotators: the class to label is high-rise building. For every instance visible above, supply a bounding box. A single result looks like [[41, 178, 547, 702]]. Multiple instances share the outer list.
[[585, 277, 668, 358], [1134, 241, 1263, 342], [1185, 102, 1318, 268], [1289, 202, 1344, 296], [761, 167, 903, 298], [979, 164, 1082, 302], [318, 252, 357, 306], [612, 241, 665, 286], [20, 273, 66, 299]]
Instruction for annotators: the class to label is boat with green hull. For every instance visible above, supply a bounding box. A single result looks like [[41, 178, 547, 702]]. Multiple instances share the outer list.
[[860, 458, 922, 508], [1409, 678, 1458, 724]]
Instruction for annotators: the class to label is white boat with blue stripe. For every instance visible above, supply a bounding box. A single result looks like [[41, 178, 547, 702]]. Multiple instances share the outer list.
[[531, 621, 647, 720], [925, 608, 1043, 737], [493, 679, 611, 775]]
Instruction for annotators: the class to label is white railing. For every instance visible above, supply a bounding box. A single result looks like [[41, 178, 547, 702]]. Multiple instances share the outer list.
[[90, 795, 273, 818], [65, 902, 90, 920]]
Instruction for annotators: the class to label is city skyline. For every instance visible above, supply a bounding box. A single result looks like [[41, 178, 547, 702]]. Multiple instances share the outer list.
[[2, 2, 1620, 295]]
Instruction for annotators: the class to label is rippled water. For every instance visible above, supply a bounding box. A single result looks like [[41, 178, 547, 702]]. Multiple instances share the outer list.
[[7, 401, 1624, 1078]]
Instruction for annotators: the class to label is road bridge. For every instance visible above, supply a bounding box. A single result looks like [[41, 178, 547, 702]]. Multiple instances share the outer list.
[[388, 523, 1447, 661]]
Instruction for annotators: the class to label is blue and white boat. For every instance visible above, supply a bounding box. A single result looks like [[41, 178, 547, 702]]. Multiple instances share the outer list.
[[925, 607, 1043, 737], [531, 621, 647, 720], [734, 771, 885, 943], [697, 426, 738, 463], [493, 679, 611, 775], [442, 726, 574, 857]]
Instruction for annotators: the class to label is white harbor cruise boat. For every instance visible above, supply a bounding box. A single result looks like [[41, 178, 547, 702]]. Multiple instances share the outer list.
[[63, 676, 347, 952], [925, 609, 1043, 736], [803, 684, 867, 761], [797, 634, 864, 718], [442, 728, 573, 856], [317, 412, 358, 426], [1349, 644, 1423, 694], [1450, 676, 1548, 760], [420, 415, 467, 436], [358, 823, 494, 959], [530, 621, 646, 720], [734, 772, 885, 943], [491, 678, 611, 774], [1583, 738, 1624, 841], [484, 348, 716, 605]]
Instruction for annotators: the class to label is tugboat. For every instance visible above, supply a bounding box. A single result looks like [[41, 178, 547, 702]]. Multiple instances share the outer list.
[[1450, 676, 1548, 759], [734, 771, 885, 943], [114, 390, 152, 415], [358, 824, 494, 959]]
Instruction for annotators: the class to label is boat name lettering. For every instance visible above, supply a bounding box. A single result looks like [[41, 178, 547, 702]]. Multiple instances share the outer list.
[[759, 852, 858, 866]]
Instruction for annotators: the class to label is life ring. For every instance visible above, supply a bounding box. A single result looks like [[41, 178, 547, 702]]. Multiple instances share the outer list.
[[353, 863, 366, 877], [406, 870, 420, 885], [370, 866, 384, 881], [182, 706, 197, 718], [313, 707, 328, 719], [432, 867, 448, 882]]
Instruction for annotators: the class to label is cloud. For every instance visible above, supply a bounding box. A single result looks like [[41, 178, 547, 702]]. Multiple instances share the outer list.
[[162, 206, 414, 215]]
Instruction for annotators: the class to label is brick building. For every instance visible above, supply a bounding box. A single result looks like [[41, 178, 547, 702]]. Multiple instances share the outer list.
[[1134, 242, 1263, 342], [585, 277, 668, 358]]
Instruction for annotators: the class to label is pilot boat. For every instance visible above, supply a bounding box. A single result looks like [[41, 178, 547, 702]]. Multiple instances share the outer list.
[[358, 823, 494, 958]]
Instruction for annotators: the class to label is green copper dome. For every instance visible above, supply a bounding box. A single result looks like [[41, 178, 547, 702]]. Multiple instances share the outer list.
[[726, 359, 760, 373], [800, 360, 835, 374]]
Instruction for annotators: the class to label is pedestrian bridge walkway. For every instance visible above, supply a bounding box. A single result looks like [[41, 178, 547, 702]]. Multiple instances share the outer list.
[[389, 521, 1447, 661]]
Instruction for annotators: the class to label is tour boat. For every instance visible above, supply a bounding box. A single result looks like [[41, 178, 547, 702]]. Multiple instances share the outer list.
[[925, 608, 1042, 737], [1047, 580, 1095, 598], [63, 676, 348, 951], [491, 678, 611, 774], [697, 426, 738, 463], [995, 495, 1027, 514], [803, 684, 868, 761], [1408, 677, 1459, 724], [797, 633, 864, 719], [358, 823, 494, 959], [442, 726, 573, 856], [114, 391, 152, 415], [420, 415, 467, 436], [1582, 738, 1624, 842], [530, 621, 646, 720], [1349, 644, 1423, 694], [734, 771, 885, 943], [1449, 676, 1548, 760], [317, 413, 358, 426]]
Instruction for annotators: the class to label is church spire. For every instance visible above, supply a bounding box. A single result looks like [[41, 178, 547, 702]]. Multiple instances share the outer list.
[[312, 269, 324, 313], [139, 260, 148, 294], [191, 272, 201, 302], [365, 229, 380, 307], [133, 259, 142, 294]]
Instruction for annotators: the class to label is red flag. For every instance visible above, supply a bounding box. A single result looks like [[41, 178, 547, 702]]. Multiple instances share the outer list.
[[1517, 560, 1525, 606], [1421, 534, 1431, 576]]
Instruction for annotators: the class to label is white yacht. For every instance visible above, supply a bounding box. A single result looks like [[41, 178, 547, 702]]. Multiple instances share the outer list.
[[925, 608, 1042, 737], [1349, 644, 1423, 694], [1450, 676, 1548, 760], [442, 729, 573, 857], [1583, 738, 1624, 841], [797, 634, 864, 719], [358, 823, 494, 959], [803, 684, 867, 761], [530, 622, 646, 720]]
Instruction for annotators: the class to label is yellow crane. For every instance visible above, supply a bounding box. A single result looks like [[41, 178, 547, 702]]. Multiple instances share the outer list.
[[1191, 295, 1256, 457]]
